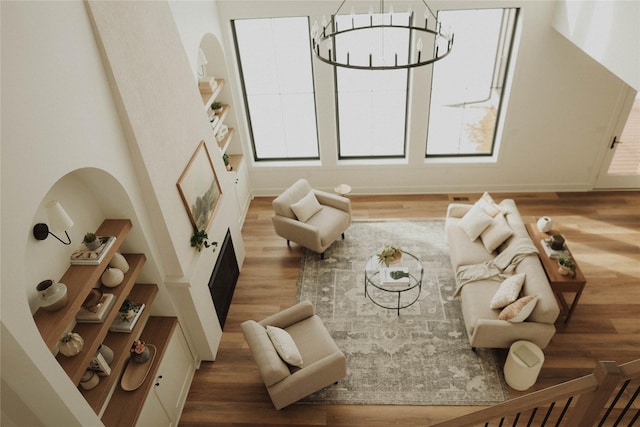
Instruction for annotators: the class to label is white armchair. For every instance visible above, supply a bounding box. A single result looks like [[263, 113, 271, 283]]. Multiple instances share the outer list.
[[272, 179, 351, 258]]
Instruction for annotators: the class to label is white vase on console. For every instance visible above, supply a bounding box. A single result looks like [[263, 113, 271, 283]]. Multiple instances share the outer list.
[[536, 216, 553, 233]]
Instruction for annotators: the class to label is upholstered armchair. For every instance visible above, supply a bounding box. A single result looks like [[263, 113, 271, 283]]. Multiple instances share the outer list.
[[272, 179, 352, 258], [241, 301, 347, 410]]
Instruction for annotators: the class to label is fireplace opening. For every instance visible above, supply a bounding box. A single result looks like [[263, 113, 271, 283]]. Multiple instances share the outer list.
[[207, 229, 239, 330]]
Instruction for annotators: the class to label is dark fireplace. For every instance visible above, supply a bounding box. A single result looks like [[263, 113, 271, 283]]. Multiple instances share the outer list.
[[207, 229, 239, 330]]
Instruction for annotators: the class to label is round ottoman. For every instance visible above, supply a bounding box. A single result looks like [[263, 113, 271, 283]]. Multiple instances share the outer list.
[[504, 340, 544, 391]]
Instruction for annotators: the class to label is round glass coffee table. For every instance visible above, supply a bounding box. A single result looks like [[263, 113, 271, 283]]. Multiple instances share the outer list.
[[364, 251, 424, 315]]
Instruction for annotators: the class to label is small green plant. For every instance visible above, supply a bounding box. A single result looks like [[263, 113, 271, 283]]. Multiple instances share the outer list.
[[557, 254, 576, 277], [222, 152, 230, 166], [83, 232, 97, 243], [377, 245, 402, 266], [211, 101, 223, 111], [191, 228, 218, 253]]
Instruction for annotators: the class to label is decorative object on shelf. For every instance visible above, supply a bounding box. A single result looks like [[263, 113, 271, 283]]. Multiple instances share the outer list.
[[89, 350, 112, 376], [130, 339, 150, 363], [81, 288, 104, 311], [121, 344, 157, 391], [310, 0, 453, 70], [216, 124, 229, 143], [98, 344, 114, 365], [549, 234, 566, 250], [58, 332, 84, 357], [110, 300, 145, 333], [83, 232, 101, 250], [197, 48, 211, 81], [76, 292, 115, 323], [70, 235, 116, 265], [536, 216, 553, 233], [222, 152, 232, 171], [32, 200, 74, 245], [177, 141, 223, 232], [36, 279, 67, 312], [109, 252, 129, 273], [190, 227, 219, 252], [211, 101, 223, 115], [101, 267, 124, 288], [377, 245, 402, 266], [80, 370, 100, 390], [557, 254, 576, 277]]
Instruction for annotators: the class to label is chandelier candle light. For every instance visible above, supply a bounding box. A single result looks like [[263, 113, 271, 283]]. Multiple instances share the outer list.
[[311, 0, 454, 70]]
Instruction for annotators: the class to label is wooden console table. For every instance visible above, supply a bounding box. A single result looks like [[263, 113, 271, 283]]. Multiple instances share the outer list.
[[525, 223, 587, 324]]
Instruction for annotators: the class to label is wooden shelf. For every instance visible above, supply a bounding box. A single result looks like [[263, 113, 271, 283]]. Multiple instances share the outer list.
[[81, 283, 159, 414], [56, 254, 146, 385], [101, 316, 178, 427], [228, 154, 244, 172], [216, 127, 235, 153], [34, 219, 132, 350], [200, 79, 224, 110]]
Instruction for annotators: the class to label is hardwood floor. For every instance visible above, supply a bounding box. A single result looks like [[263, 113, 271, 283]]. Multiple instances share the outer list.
[[179, 191, 640, 426]]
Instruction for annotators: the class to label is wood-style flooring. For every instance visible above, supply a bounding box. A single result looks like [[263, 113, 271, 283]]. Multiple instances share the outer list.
[[179, 191, 640, 426]]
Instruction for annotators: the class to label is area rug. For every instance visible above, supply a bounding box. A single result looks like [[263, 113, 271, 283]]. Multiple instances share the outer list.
[[296, 220, 509, 406]]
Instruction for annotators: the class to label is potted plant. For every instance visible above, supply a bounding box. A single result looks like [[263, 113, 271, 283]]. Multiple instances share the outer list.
[[377, 245, 402, 266], [557, 254, 576, 277], [83, 232, 101, 250], [222, 152, 232, 171], [211, 101, 224, 115], [191, 228, 218, 253]]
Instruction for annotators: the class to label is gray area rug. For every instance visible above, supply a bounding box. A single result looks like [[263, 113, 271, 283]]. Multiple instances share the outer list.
[[296, 220, 509, 405]]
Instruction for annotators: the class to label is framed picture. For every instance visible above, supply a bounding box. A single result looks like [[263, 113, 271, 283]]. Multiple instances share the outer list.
[[177, 141, 222, 232]]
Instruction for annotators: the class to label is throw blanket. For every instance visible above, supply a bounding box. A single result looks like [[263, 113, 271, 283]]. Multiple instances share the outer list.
[[454, 237, 539, 297]]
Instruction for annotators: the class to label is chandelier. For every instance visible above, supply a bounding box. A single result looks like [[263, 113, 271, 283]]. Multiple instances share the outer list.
[[311, 0, 453, 70]]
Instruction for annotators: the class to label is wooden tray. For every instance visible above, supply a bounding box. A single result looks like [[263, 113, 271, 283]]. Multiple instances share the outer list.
[[120, 345, 156, 391]]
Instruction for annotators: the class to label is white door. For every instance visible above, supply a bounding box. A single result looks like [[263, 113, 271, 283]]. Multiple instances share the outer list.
[[595, 86, 640, 189]]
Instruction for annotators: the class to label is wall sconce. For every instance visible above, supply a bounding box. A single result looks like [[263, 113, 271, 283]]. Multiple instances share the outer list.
[[33, 200, 74, 245]]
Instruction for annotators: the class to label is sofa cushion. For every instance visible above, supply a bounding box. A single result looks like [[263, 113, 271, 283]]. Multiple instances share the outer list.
[[481, 214, 514, 253], [446, 220, 496, 270], [307, 205, 351, 247], [458, 202, 493, 241], [291, 191, 322, 223], [499, 295, 538, 322], [490, 273, 526, 309], [266, 325, 304, 367], [241, 320, 291, 387], [478, 192, 504, 217]]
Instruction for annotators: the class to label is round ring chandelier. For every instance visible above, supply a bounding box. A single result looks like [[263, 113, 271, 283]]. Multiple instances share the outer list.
[[311, 0, 454, 70]]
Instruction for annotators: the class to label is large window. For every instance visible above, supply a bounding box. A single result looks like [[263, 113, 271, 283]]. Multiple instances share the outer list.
[[426, 9, 518, 157], [233, 17, 319, 161], [335, 12, 410, 158]]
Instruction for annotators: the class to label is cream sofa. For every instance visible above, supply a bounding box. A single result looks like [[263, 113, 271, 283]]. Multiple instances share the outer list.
[[241, 301, 347, 410], [445, 198, 560, 349]]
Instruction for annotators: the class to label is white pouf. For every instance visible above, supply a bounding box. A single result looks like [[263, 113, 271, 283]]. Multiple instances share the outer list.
[[504, 340, 544, 391]]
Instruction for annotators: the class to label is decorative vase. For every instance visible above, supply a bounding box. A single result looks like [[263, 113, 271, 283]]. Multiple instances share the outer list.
[[132, 347, 150, 363], [59, 332, 84, 357], [388, 252, 402, 265], [109, 252, 129, 273], [99, 344, 114, 365], [536, 216, 553, 233], [80, 370, 100, 390], [36, 280, 67, 312], [558, 265, 572, 276], [101, 267, 124, 288], [85, 239, 101, 251]]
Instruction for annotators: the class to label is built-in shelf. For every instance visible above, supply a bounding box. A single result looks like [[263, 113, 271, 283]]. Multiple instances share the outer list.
[[56, 253, 147, 385], [81, 283, 159, 413], [228, 154, 243, 172], [200, 79, 224, 111], [33, 219, 132, 351], [216, 127, 235, 153], [101, 316, 178, 427]]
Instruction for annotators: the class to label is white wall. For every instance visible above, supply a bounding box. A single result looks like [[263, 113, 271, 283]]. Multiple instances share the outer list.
[[1, 0, 239, 424], [553, 0, 640, 91], [216, 0, 630, 196]]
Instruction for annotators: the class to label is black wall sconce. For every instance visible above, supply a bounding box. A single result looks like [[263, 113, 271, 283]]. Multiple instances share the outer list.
[[33, 200, 74, 245]]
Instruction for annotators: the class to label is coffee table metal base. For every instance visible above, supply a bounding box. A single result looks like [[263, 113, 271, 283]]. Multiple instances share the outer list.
[[364, 273, 421, 316]]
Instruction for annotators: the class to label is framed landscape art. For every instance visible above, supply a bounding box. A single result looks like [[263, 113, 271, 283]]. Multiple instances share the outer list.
[[177, 141, 222, 232]]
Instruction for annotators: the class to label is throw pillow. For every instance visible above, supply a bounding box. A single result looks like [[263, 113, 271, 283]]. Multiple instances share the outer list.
[[477, 192, 504, 217], [481, 213, 514, 253], [458, 202, 493, 241], [290, 191, 322, 223], [490, 273, 526, 309], [265, 325, 304, 367], [498, 295, 538, 322]]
